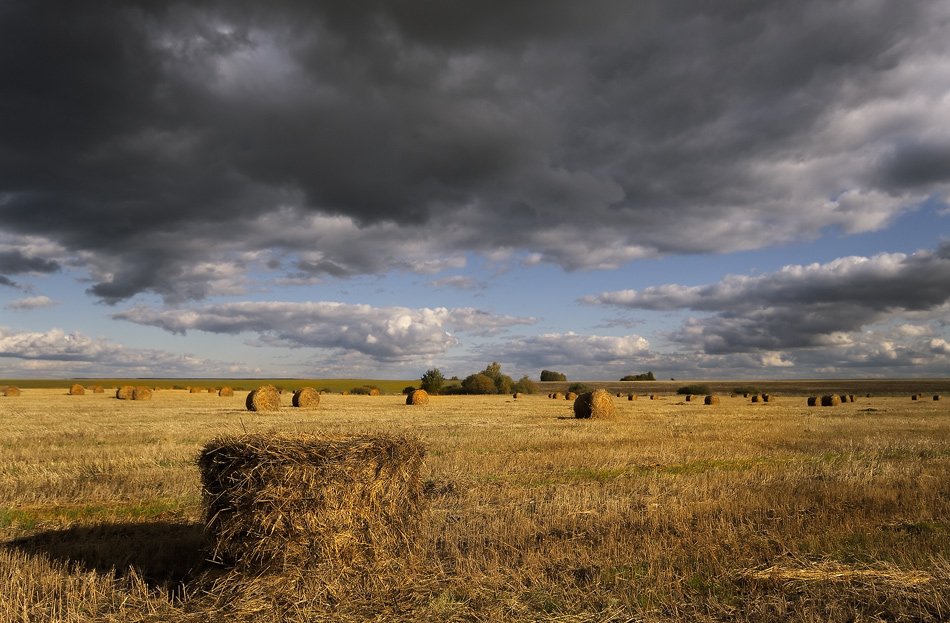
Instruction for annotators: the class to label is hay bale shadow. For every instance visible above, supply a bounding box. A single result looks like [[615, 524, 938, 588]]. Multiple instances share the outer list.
[[5, 521, 211, 594]]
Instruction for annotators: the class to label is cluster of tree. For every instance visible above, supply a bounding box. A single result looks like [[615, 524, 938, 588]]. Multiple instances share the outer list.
[[417, 363, 539, 395], [620, 371, 655, 381], [540, 369, 567, 381]]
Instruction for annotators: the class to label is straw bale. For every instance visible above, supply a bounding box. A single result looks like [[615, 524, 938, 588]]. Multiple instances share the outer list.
[[132, 386, 153, 401], [116, 385, 135, 400], [573, 389, 617, 419], [406, 389, 429, 405], [190, 387, 204, 394], [292, 387, 321, 408], [751, 394, 761, 403], [685, 395, 693, 402], [762, 394, 773, 402], [369, 388, 380, 396], [704, 395, 720, 405], [218, 386, 234, 397], [246, 386, 281, 412], [565, 392, 578, 400], [513, 392, 522, 399], [935, 395, 943, 401], [628, 393, 637, 401], [69, 384, 85, 395], [3, 386, 20, 397], [91, 385, 104, 393], [208, 387, 216, 393], [807, 397, 818, 406], [821, 394, 841, 407], [552, 392, 564, 400], [650, 395, 659, 400], [197, 432, 426, 571]]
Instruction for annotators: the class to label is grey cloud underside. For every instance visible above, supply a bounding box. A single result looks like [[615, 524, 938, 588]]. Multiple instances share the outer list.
[[2, 1, 950, 302], [586, 243, 950, 354]]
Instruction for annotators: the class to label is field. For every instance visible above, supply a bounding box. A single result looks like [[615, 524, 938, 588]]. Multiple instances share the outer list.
[[2, 382, 950, 622]]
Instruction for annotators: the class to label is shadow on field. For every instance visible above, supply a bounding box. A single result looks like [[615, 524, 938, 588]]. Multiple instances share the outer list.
[[7, 521, 212, 590]]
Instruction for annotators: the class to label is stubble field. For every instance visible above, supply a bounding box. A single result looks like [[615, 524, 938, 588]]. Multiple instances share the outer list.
[[2, 384, 950, 622]]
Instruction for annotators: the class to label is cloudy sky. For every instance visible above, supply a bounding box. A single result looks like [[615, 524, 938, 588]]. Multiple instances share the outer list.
[[2, 0, 950, 381]]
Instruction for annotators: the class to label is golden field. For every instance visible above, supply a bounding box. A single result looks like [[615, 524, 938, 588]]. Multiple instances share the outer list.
[[1, 384, 950, 622]]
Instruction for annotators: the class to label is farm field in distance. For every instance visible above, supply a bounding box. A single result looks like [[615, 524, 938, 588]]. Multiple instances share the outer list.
[[1, 381, 950, 622]]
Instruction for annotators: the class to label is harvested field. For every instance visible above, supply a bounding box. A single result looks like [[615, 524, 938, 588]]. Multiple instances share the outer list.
[[1, 387, 950, 622]]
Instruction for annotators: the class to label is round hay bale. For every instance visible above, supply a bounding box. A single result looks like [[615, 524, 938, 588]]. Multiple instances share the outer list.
[[912, 394, 920, 401], [3, 386, 21, 397], [246, 386, 281, 412], [190, 387, 203, 394], [685, 395, 693, 402], [218, 386, 234, 397], [292, 387, 321, 408], [704, 395, 720, 405], [573, 389, 617, 419], [616, 393, 623, 398], [935, 395, 942, 401], [369, 388, 380, 396], [627, 393, 637, 401], [208, 387, 216, 394], [650, 395, 659, 400], [552, 392, 564, 400], [762, 394, 773, 402], [565, 392, 578, 400], [406, 389, 429, 405], [116, 385, 135, 400], [69, 384, 85, 395], [751, 394, 761, 403], [132, 386, 153, 401], [513, 392, 522, 399], [91, 385, 104, 393], [821, 394, 841, 407], [807, 396, 818, 406]]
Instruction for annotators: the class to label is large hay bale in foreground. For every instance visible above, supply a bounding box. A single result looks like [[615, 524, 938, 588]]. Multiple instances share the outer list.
[[69, 384, 85, 395], [116, 385, 135, 400], [821, 394, 841, 407], [704, 395, 720, 405], [197, 433, 426, 570], [406, 389, 429, 405], [132, 386, 153, 401], [292, 387, 321, 408], [246, 386, 281, 412], [573, 389, 617, 419], [3, 386, 20, 397], [218, 386, 234, 397]]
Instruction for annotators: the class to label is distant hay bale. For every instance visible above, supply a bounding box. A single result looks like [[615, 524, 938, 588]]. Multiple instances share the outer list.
[[116, 385, 135, 400], [616, 393, 623, 398], [190, 387, 204, 394], [552, 392, 564, 400], [565, 392, 578, 400], [218, 386, 234, 397], [685, 395, 693, 402], [513, 392, 522, 399], [69, 384, 85, 395], [132, 386, 153, 401], [866, 393, 873, 398], [935, 395, 943, 401], [573, 389, 617, 419], [821, 394, 841, 407], [292, 387, 321, 408], [369, 388, 380, 396], [762, 394, 773, 402], [91, 385, 104, 393], [751, 394, 761, 403], [704, 395, 720, 405], [650, 395, 659, 400], [197, 432, 426, 571], [628, 393, 637, 401], [246, 386, 281, 412], [406, 389, 429, 405], [208, 387, 216, 394], [912, 394, 921, 401], [3, 386, 20, 397], [807, 397, 818, 406]]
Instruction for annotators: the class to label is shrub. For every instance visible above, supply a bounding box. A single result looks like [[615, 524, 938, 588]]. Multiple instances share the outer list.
[[348, 385, 377, 395], [419, 368, 446, 395], [677, 384, 710, 395], [620, 372, 655, 381], [568, 382, 591, 394], [402, 386, 416, 395], [513, 374, 539, 395], [461, 373, 496, 395], [733, 386, 759, 395], [540, 369, 566, 382]]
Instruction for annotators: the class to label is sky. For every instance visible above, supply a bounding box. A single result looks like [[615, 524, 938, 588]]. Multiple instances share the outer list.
[[2, 0, 950, 381]]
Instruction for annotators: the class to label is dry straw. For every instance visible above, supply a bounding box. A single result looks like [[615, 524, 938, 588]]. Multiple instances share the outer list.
[[292, 387, 321, 408], [573, 389, 617, 419], [208, 387, 216, 394], [821, 394, 842, 407], [246, 386, 281, 412], [704, 395, 720, 405], [3, 386, 20, 397], [197, 432, 426, 571], [406, 389, 429, 405], [132, 386, 153, 401], [218, 386, 234, 397], [68, 384, 85, 395], [116, 385, 135, 400]]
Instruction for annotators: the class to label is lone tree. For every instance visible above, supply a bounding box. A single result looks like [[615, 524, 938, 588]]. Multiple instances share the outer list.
[[461, 373, 496, 394], [540, 369, 567, 381], [419, 368, 446, 394]]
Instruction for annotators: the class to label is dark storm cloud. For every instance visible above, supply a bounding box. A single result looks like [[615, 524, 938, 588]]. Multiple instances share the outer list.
[[2, 0, 949, 302], [584, 243, 950, 354]]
